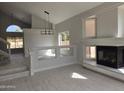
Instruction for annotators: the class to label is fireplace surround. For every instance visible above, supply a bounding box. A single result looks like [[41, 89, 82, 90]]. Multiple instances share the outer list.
[[96, 46, 124, 68]]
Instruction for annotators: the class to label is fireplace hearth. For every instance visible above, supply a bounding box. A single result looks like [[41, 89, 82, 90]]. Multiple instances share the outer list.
[[96, 46, 124, 68]]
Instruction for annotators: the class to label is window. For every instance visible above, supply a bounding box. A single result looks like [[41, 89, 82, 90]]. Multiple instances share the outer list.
[[6, 25, 23, 32], [60, 47, 73, 57], [85, 16, 96, 60], [58, 31, 70, 46], [7, 37, 23, 49], [85, 17, 96, 37], [86, 46, 96, 60], [38, 49, 56, 60], [40, 29, 54, 35]]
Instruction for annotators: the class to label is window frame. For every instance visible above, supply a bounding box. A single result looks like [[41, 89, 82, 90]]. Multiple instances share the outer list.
[[85, 17, 97, 38], [6, 25, 23, 33], [58, 31, 70, 46], [7, 37, 23, 49], [86, 46, 96, 60]]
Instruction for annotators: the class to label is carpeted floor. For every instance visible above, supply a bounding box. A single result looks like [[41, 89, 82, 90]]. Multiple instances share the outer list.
[[0, 64, 124, 91]]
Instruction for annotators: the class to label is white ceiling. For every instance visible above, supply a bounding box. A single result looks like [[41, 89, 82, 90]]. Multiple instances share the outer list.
[[0, 2, 103, 24]]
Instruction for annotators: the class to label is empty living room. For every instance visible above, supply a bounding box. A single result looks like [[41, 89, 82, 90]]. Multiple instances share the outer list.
[[0, 0, 124, 92]]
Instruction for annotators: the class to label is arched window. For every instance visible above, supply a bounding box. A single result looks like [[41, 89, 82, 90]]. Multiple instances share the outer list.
[[6, 25, 23, 32], [6, 25, 23, 49]]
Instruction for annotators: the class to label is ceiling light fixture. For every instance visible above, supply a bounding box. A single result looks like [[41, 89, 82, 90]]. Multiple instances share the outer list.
[[44, 11, 49, 32], [40, 10, 53, 35]]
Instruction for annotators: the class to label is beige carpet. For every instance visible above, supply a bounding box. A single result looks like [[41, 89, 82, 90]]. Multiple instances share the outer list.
[[0, 64, 124, 91]]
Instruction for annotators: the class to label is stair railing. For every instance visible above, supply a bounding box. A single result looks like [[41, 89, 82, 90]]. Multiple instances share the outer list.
[[0, 37, 11, 57]]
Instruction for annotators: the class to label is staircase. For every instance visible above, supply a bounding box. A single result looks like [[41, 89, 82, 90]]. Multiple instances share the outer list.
[[0, 37, 11, 65], [0, 50, 11, 65], [0, 65, 29, 81], [0, 37, 29, 81]]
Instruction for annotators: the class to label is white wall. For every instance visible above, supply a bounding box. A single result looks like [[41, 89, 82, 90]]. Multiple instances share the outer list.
[[23, 28, 55, 57], [34, 57, 77, 73], [96, 8, 118, 37], [118, 5, 124, 37], [55, 15, 83, 63], [24, 16, 78, 72], [55, 3, 123, 63]]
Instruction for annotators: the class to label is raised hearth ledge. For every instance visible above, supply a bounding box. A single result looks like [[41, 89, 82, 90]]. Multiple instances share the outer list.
[[83, 60, 124, 74], [83, 37, 124, 46], [82, 61, 124, 81]]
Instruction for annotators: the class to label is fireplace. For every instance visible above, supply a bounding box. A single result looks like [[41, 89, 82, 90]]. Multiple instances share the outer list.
[[96, 46, 124, 68]]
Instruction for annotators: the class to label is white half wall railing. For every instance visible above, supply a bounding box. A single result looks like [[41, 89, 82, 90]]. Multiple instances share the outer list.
[[29, 45, 77, 76]]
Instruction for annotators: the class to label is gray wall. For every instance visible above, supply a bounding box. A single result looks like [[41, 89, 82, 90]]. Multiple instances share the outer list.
[[0, 11, 31, 38], [32, 15, 53, 29], [0, 10, 31, 54], [55, 2, 123, 63]]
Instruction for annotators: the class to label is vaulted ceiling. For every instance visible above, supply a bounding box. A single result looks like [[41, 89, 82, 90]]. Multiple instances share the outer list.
[[0, 2, 103, 24]]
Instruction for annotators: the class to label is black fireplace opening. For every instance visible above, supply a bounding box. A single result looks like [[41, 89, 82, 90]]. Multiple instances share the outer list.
[[96, 46, 124, 68]]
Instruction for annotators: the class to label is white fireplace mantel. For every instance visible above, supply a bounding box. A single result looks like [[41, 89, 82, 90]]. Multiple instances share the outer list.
[[83, 37, 124, 46]]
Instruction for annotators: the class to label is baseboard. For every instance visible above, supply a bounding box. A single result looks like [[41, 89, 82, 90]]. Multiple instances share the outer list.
[[34, 62, 78, 73]]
